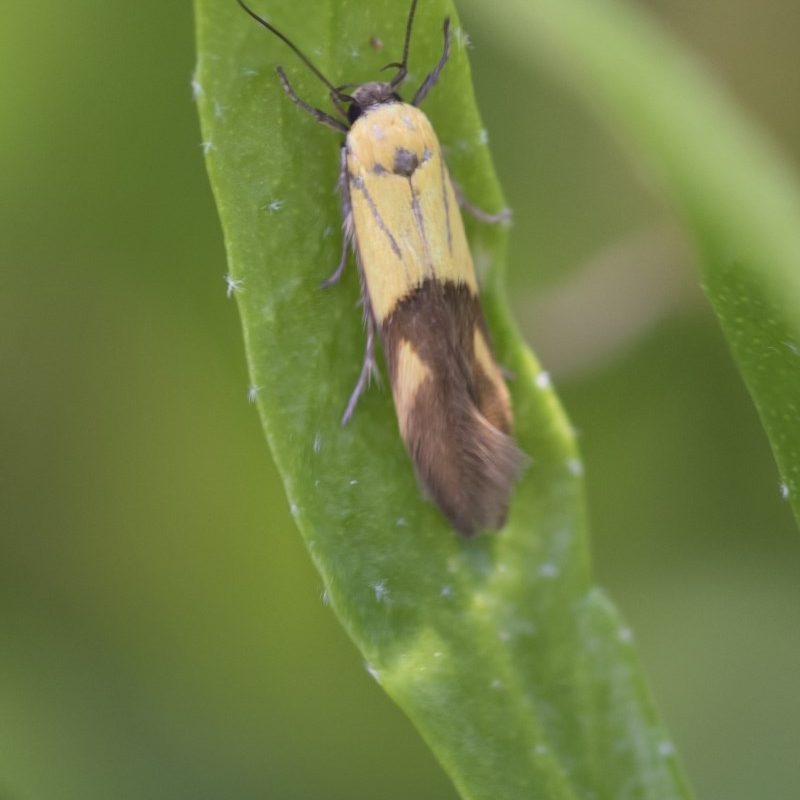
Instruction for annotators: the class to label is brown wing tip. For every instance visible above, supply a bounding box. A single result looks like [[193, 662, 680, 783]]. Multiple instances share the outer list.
[[447, 414, 527, 537], [410, 408, 528, 538]]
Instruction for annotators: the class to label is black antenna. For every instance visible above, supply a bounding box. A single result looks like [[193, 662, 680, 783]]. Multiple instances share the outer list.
[[235, 0, 340, 97], [387, 0, 419, 88]]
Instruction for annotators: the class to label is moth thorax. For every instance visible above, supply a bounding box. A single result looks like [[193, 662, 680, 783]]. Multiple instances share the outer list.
[[349, 82, 401, 114]]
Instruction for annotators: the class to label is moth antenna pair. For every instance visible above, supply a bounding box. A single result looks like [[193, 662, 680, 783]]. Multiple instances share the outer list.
[[235, 0, 445, 124]]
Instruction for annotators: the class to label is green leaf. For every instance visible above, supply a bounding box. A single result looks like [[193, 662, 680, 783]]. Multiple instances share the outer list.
[[195, 1, 690, 798], [473, 0, 800, 524]]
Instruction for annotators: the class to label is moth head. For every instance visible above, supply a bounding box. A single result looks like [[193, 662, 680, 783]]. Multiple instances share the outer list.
[[346, 83, 403, 123]]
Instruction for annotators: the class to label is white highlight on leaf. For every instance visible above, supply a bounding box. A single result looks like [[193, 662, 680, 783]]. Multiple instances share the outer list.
[[535, 371, 552, 389], [290, 502, 299, 518], [313, 433, 322, 453], [365, 662, 381, 683], [200, 140, 215, 154], [371, 580, 391, 603], [780, 481, 790, 499], [618, 626, 634, 644], [490, 678, 503, 689], [566, 458, 584, 477], [225, 274, 244, 298], [263, 199, 284, 214], [190, 75, 203, 99], [455, 26, 472, 50], [247, 384, 262, 403], [657, 740, 675, 757], [539, 563, 559, 579], [440, 584, 452, 597]]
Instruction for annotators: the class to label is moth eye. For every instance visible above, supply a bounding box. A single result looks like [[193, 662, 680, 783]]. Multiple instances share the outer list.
[[348, 103, 364, 124]]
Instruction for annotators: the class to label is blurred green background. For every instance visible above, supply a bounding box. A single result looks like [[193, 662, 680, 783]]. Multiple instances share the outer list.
[[2, 0, 799, 798]]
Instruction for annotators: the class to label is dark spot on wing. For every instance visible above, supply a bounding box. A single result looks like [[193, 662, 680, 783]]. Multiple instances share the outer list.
[[393, 147, 419, 176]]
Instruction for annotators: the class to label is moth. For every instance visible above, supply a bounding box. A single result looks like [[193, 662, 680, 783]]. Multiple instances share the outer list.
[[237, 0, 525, 535]]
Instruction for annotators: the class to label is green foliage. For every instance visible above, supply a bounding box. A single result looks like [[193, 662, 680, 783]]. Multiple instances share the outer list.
[[197, 0, 799, 796], [484, 0, 800, 522], [4, 0, 800, 796]]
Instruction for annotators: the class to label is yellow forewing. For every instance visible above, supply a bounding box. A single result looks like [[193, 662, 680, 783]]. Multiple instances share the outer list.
[[346, 103, 478, 322], [393, 338, 431, 438]]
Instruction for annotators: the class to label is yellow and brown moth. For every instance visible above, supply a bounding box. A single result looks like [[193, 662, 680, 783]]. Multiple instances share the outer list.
[[237, 0, 525, 535]]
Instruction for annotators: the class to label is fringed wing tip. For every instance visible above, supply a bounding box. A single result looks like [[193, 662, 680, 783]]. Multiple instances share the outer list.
[[413, 409, 527, 538]]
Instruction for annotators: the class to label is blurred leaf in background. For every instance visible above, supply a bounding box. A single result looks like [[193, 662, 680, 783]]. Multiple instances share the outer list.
[[1, 0, 799, 799]]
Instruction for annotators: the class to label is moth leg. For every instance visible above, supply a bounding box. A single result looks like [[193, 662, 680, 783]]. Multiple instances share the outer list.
[[320, 232, 349, 288], [276, 67, 348, 133], [321, 147, 353, 288], [412, 18, 451, 107], [341, 312, 378, 425], [452, 179, 512, 224]]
